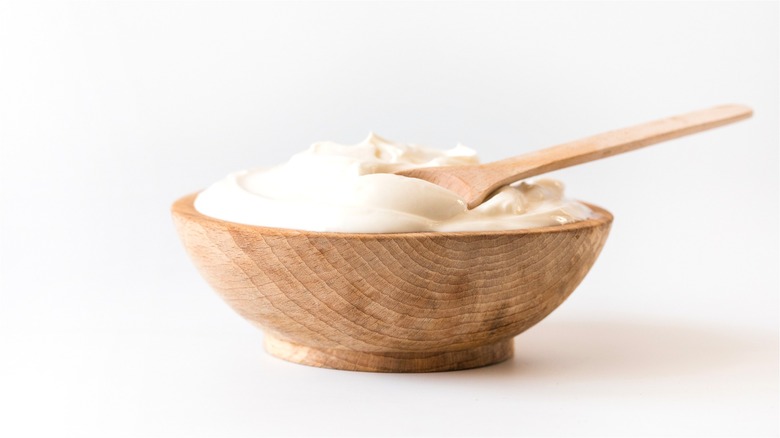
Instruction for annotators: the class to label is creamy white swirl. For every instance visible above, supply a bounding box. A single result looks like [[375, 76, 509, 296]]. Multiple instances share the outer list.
[[194, 133, 593, 233]]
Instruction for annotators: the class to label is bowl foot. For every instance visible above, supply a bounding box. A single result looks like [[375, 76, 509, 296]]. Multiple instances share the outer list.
[[263, 334, 514, 373]]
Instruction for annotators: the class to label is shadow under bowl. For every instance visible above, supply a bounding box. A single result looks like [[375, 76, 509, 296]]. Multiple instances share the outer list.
[[172, 193, 613, 372]]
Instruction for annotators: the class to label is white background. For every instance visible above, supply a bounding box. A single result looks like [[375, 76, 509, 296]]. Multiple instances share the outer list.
[[1, 1, 777, 437]]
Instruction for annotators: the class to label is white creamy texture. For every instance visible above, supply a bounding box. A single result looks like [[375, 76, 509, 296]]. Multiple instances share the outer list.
[[194, 133, 593, 233]]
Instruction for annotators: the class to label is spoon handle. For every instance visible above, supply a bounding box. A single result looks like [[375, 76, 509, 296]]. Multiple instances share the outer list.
[[399, 104, 753, 209], [488, 103, 753, 187]]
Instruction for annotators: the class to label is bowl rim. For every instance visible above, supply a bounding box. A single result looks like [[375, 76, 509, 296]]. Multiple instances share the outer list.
[[172, 192, 613, 239]]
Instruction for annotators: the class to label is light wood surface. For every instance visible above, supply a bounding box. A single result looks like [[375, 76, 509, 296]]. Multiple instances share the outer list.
[[396, 104, 753, 208], [172, 193, 613, 372]]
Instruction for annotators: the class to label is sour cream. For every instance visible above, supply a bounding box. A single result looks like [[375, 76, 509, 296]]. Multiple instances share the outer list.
[[194, 133, 593, 233]]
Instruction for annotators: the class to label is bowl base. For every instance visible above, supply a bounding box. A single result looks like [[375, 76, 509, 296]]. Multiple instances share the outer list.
[[263, 334, 514, 373]]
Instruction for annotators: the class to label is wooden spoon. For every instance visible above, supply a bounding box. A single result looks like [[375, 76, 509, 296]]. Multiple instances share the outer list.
[[395, 104, 753, 209]]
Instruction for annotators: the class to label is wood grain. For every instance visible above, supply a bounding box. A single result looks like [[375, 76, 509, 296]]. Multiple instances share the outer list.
[[396, 104, 752, 208], [172, 193, 613, 372]]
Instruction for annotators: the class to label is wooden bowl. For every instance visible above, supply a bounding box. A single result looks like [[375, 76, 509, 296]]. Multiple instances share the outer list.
[[172, 193, 613, 372]]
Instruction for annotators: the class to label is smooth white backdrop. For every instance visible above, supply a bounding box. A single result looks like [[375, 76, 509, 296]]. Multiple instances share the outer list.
[[1, 1, 777, 437]]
